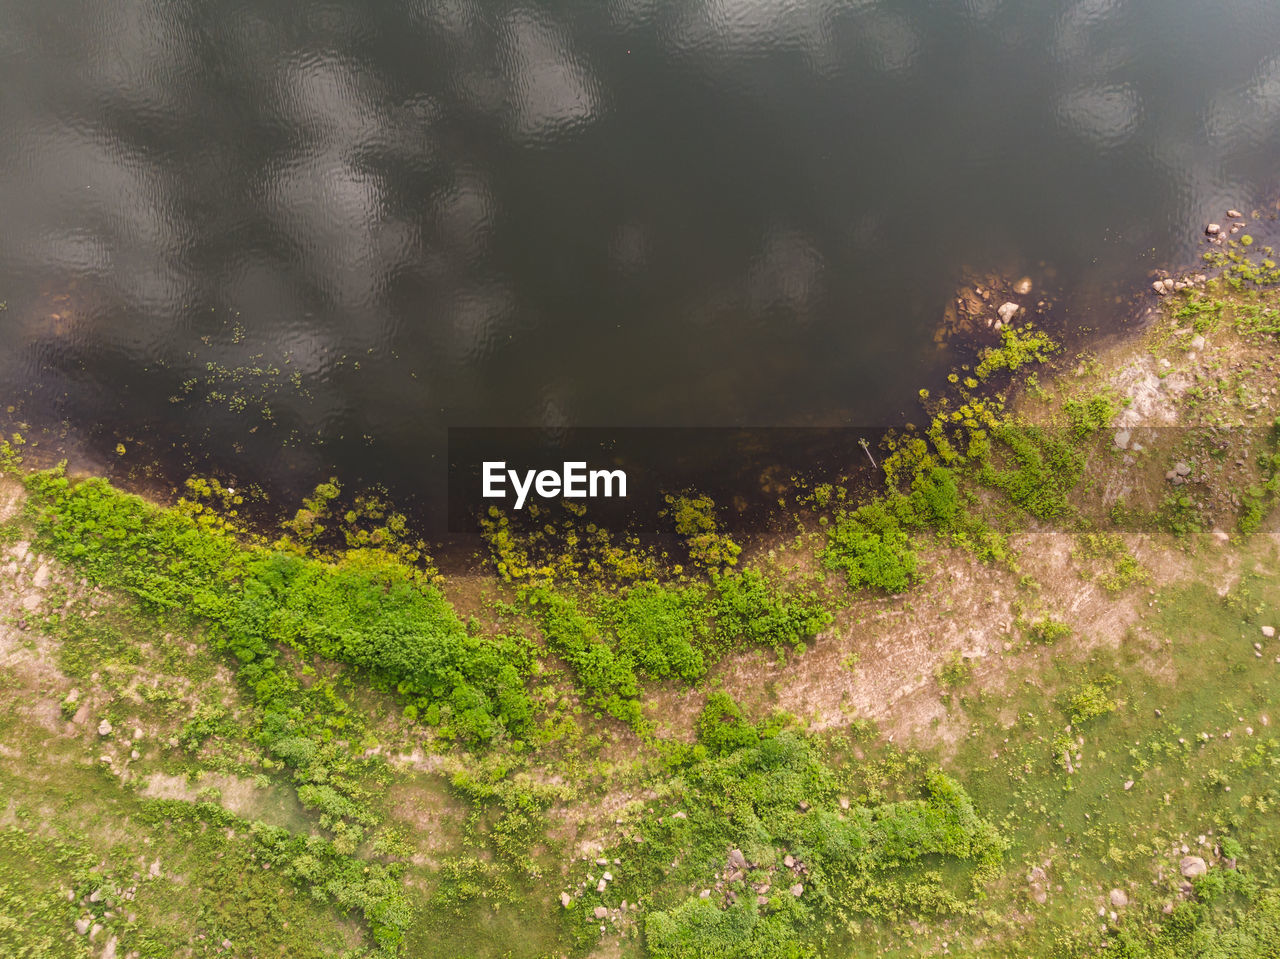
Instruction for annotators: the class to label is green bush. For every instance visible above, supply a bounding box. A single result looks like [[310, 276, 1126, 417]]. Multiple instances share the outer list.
[[712, 570, 832, 651], [602, 582, 708, 682], [696, 692, 760, 755], [821, 501, 917, 593]]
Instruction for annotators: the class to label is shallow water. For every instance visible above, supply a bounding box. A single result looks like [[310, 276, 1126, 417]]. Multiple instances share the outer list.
[[2, 0, 1280, 512]]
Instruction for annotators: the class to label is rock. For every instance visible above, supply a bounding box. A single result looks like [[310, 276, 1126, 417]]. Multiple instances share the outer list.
[[602, 871, 613, 882], [1228, 209, 1243, 218], [1113, 429, 1131, 450], [75, 917, 91, 936], [698, 889, 710, 900], [1124, 780, 1134, 790], [998, 302, 1021, 322], [1263, 626, 1275, 638], [1174, 461, 1192, 476], [1014, 277, 1033, 295], [727, 849, 748, 871], [102, 936, 118, 959], [1206, 223, 1222, 236], [594, 905, 608, 919], [783, 854, 795, 868], [1030, 883, 1048, 905], [1181, 856, 1207, 878], [32, 564, 51, 588], [1190, 335, 1206, 350], [596, 879, 607, 893], [220, 941, 231, 952], [838, 796, 849, 810], [560, 892, 572, 908], [757, 894, 769, 906], [130, 750, 140, 760], [1152, 280, 1168, 295], [790, 883, 804, 897], [595, 858, 608, 866], [148, 859, 161, 878], [1110, 888, 1129, 908], [98, 720, 112, 737], [671, 810, 687, 819]]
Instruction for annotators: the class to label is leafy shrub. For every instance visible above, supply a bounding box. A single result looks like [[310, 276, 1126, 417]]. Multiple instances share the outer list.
[[712, 570, 832, 651], [602, 582, 708, 682], [523, 586, 645, 729], [1064, 393, 1118, 438], [1024, 617, 1071, 645], [821, 501, 917, 593], [696, 692, 760, 756], [978, 425, 1084, 519], [1063, 680, 1117, 724], [24, 471, 534, 744]]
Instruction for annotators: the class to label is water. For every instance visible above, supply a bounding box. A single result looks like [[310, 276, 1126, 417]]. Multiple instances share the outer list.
[[3, 0, 1280, 519]]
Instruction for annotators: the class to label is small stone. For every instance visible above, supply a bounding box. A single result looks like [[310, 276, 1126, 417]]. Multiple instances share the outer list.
[[1190, 335, 1206, 350], [1152, 280, 1168, 295], [699, 889, 710, 899], [595, 858, 608, 866], [602, 871, 613, 882], [1028, 866, 1047, 883], [220, 941, 231, 951], [597, 879, 607, 893], [1031, 884, 1048, 904], [1113, 429, 1131, 450], [727, 849, 748, 871], [671, 811, 687, 819], [783, 854, 795, 868], [1263, 626, 1275, 638], [1212, 528, 1230, 544], [98, 720, 113, 737], [1227, 209, 1243, 218], [1110, 888, 1129, 907], [594, 905, 608, 919], [1174, 461, 1191, 476], [998, 302, 1021, 322], [1124, 780, 1134, 790], [757, 894, 769, 906], [75, 917, 91, 935], [560, 892, 571, 908], [1180, 856, 1207, 878], [130, 750, 140, 760], [1014, 277, 1033, 295], [790, 883, 804, 897], [1206, 223, 1222, 235]]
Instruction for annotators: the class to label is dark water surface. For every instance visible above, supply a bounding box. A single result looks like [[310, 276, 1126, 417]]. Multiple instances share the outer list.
[[3, 0, 1280, 515]]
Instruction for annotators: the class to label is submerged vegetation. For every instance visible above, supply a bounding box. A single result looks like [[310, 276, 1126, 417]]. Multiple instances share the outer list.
[[7, 235, 1280, 957]]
